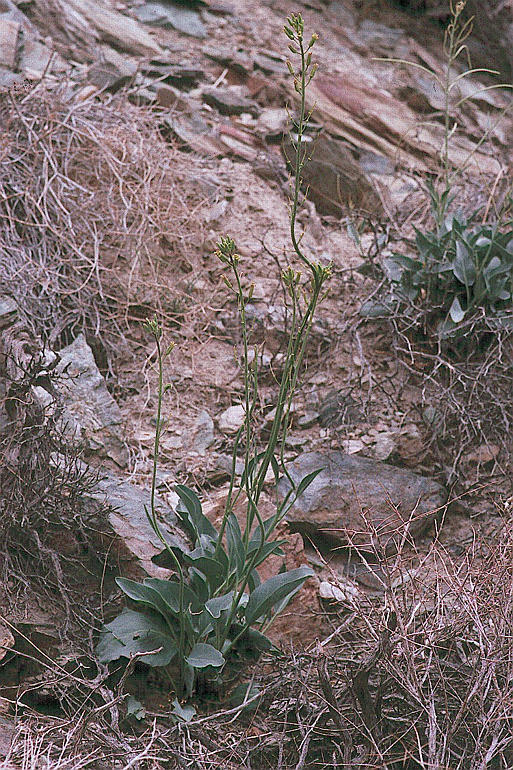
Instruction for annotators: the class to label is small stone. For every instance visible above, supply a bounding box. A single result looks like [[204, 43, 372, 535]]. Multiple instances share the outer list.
[[208, 454, 244, 483], [464, 444, 500, 466], [373, 433, 396, 461], [297, 411, 319, 428], [264, 401, 296, 427], [128, 87, 156, 106], [256, 107, 289, 137], [247, 348, 272, 369], [342, 438, 365, 455], [88, 48, 136, 91], [203, 87, 258, 117], [160, 434, 183, 452], [319, 580, 358, 603], [0, 296, 17, 329], [157, 83, 179, 108], [285, 435, 308, 449], [204, 199, 228, 224], [217, 404, 245, 434], [191, 409, 215, 455], [74, 84, 98, 102]]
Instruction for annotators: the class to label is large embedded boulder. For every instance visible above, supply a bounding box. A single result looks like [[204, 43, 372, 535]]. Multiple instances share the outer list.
[[279, 451, 447, 553]]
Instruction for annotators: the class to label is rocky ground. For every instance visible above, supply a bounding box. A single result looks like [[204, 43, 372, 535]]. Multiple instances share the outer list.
[[2, 0, 513, 767]]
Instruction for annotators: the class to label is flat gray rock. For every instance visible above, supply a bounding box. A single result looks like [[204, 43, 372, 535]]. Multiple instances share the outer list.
[[52, 334, 128, 467], [89, 474, 187, 577], [279, 451, 447, 553], [203, 87, 258, 117], [134, 2, 206, 38], [191, 409, 215, 455]]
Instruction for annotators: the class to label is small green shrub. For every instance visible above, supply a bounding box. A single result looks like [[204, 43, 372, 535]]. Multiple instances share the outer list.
[[97, 13, 330, 710], [388, 184, 513, 337], [370, 1, 513, 341], [98, 484, 312, 692]]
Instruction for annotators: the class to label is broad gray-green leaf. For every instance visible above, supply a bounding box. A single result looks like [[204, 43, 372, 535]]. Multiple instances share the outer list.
[[484, 257, 510, 281], [186, 643, 225, 669], [226, 513, 244, 575], [232, 624, 272, 652], [117, 577, 200, 618], [116, 577, 178, 617], [249, 541, 286, 570], [175, 484, 217, 540], [247, 539, 284, 560], [449, 295, 465, 323], [453, 240, 476, 286], [359, 299, 393, 318], [205, 592, 234, 619], [248, 516, 277, 549], [171, 698, 196, 723], [437, 316, 457, 339], [97, 609, 177, 667], [247, 568, 261, 592], [145, 578, 201, 614], [126, 696, 146, 720], [190, 568, 209, 603], [244, 566, 314, 626], [185, 550, 226, 588], [190, 609, 213, 637], [229, 683, 262, 711], [382, 257, 404, 283]]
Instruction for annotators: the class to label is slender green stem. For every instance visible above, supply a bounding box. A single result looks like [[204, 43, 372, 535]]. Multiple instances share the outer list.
[[217, 16, 329, 651], [148, 331, 186, 695]]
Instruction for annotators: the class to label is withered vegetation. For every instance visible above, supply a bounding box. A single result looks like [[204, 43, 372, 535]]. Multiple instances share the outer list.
[[0, 84, 207, 364]]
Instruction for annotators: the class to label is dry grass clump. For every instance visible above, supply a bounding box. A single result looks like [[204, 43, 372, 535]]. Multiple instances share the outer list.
[[327, 534, 513, 768], [390, 314, 513, 478], [0, 84, 208, 366], [255, 526, 513, 769]]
